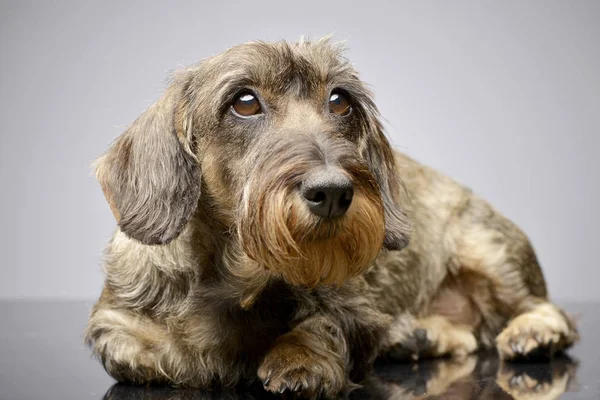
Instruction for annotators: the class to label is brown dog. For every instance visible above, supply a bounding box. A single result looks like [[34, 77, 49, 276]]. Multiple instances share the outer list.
[[86, 38, 578, 398]]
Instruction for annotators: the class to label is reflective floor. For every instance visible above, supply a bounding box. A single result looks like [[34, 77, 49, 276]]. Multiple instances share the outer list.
[[1, 301, 598, 399]]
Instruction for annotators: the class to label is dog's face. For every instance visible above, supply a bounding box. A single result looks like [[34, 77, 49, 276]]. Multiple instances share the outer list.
[[96, 38, 410, 286]]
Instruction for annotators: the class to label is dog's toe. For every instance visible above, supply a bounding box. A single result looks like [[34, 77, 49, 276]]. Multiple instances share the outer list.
[[260, 365, 321, 398], [498, 330, 557, 360]]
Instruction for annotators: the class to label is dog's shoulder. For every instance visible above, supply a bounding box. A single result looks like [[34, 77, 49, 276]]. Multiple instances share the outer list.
[[392, 150, 471, 222]]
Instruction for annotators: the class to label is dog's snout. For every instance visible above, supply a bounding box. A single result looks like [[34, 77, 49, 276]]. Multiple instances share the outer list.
[[301, 169, 354, 218]]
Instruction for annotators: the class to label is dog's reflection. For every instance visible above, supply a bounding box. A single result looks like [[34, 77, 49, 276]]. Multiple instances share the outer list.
[[360, 353, 578, 400], [102, 354, 578, 400]]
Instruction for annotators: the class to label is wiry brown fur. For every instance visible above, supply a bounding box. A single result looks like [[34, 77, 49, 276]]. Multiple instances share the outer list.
[[86, 38, 578, 399]]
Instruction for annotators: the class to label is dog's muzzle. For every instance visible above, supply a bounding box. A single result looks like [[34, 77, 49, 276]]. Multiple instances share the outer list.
[[238, 134, 387, 286]]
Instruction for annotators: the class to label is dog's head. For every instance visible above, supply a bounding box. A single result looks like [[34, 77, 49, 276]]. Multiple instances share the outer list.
[[96, 38, 411, 287]]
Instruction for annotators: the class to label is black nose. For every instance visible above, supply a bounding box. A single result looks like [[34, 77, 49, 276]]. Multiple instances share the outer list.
[[301, 169, 354, 218]]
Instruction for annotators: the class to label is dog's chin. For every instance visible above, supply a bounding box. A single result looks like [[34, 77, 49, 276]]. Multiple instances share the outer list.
[[240, 191, 386, 287]]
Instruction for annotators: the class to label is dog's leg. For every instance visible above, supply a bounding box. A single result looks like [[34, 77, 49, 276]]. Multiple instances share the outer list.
[[379, 191, 578, 362], [85, 306, 212, 387], [496, 300, 578, 360], [86, 307, 175, 385], [445, 194, 578, 359], [257, 315, 348, 398], [258, 288, 390, 399]]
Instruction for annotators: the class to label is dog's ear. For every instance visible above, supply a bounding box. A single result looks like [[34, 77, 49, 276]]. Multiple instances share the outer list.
[[362, 119, 411, 251], [94, 75, 200, 245]]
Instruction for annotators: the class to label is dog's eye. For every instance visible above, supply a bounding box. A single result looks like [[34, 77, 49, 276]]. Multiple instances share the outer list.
[[329, 91, 351, 116], [232, 92, 262, 117]]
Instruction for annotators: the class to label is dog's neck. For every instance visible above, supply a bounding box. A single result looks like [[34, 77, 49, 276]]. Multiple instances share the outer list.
[[186, 209, 272, 310]]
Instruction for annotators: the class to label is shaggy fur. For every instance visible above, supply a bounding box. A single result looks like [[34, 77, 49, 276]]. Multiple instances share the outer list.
[[86, 38, 578, 399]]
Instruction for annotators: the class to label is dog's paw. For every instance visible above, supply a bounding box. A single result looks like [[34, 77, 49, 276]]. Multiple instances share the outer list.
[[497, 327, 560, 360], [258, 336, 345, 399], [420, 321, 478, 359], [392, 316, 477, 360], [496, 304, 577, 360], [383, 315, 477, 361], [385, 328, 431, 361]]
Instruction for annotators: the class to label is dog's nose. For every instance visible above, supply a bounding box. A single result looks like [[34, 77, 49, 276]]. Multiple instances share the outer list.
[[301, 169, 354, 218]]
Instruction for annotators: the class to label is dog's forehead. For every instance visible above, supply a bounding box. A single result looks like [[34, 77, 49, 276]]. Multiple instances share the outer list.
[[201, 40, 358, 97]]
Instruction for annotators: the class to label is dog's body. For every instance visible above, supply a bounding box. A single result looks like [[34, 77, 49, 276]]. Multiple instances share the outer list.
[[86, 39, 577, 398]]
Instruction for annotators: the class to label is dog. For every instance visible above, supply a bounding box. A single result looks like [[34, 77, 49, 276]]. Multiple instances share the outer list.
[[86, 38, 578, 398]]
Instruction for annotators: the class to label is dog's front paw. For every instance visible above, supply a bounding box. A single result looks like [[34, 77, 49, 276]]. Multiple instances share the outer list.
[[258, 334, 346, 399]]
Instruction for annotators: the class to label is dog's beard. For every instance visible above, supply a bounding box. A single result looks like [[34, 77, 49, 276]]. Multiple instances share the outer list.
[[239, 171, 385, 287]]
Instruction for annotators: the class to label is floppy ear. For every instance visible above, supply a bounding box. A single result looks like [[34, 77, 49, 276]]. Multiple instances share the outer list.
[[94, 75, 201, 245], [362, 119, 411, 251]]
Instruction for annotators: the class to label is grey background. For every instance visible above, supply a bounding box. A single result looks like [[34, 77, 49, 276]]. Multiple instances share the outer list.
[[0, 1, 598, 301]]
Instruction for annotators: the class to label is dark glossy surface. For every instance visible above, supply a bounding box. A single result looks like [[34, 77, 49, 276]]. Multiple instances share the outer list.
[[1, 301, 598, 399]]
